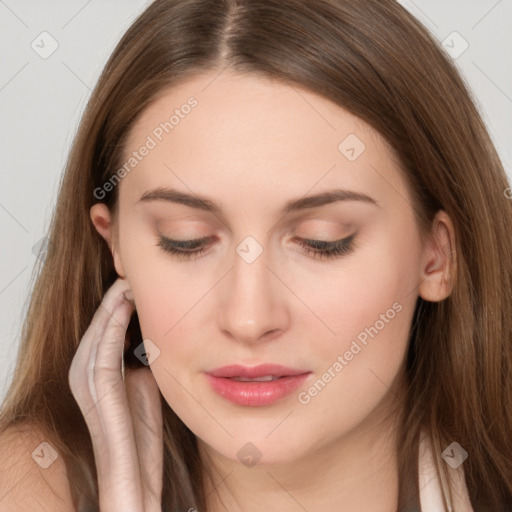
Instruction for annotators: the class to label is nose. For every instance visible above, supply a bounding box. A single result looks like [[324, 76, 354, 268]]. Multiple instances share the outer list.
[[217, 245, 289, 345]]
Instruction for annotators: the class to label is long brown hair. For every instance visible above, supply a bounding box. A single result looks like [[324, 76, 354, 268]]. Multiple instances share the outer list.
[[2, 0, 511, 510]]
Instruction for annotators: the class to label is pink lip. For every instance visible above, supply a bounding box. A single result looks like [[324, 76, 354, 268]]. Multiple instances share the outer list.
[[205, 364, 312, 406]]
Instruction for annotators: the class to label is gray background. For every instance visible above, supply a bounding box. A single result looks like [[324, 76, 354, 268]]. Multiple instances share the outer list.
[[1, 0, 511, 404]]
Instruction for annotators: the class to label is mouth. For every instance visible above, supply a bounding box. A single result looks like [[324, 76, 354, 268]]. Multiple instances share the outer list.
[[206, 363, 310, 379], [230, 375, 282, 382], [205, 364, 312, 406]]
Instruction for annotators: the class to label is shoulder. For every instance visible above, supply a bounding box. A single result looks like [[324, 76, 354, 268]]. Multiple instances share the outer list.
[[0, 423, 75, 511]]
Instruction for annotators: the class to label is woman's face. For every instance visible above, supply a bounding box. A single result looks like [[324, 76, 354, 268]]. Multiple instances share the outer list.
[[92, 69, 452, 468]]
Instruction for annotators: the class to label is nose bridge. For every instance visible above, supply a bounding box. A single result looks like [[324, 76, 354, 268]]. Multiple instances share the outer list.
[[218, 235, 285, 342]]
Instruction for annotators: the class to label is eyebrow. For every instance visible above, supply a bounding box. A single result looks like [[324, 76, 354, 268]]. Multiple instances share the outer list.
[[137, 187, 381, 214]]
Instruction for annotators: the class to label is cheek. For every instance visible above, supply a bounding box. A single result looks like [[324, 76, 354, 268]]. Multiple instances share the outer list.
[[121, 235, 204, 336], [291, 265, 416, 440], [130, 279, 204, 381], [131, 277, 204, 419], [291, 235, 420, 398], [293, 248, 412, 341]]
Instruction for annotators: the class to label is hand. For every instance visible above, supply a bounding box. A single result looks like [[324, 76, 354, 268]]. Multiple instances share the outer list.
[[69, 278, 163, 512]]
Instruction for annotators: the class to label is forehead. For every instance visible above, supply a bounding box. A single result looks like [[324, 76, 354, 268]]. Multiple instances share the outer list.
[[118, 69, 409, 216]]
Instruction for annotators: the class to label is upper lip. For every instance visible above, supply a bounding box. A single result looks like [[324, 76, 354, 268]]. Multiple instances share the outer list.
[[206, 364, 311, 379]]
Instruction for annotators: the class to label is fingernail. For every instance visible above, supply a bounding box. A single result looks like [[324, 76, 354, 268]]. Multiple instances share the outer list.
[[122, 290, 134, 302]]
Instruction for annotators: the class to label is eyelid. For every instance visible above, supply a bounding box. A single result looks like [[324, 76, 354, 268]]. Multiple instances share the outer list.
[[294, 220, 354, 236], [157, 232, 357, 261], [161, 235, 214, 247]]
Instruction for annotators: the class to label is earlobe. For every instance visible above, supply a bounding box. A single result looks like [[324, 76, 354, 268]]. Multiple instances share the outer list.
[[418, 210, 457, 302], [89, 203, 126, 278]]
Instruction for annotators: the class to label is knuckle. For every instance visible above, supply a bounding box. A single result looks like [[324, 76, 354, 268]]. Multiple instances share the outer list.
[[93, 366, 122, 395]]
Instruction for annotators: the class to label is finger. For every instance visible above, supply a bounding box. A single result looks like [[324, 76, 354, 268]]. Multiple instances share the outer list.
[[86, 278, 133, 358], [93, 297, 135, 434], [72, 297, 134, 452], [69, 277, 132, 393], [70, 290, 133, 447], [92, 298, 144, 512], [94, 296, 134, 376], [125, 368, 164, 511]]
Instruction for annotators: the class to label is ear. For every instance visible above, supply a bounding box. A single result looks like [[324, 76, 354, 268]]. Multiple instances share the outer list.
[[90, 203, 126, 279], [418, 210, 457, 302]]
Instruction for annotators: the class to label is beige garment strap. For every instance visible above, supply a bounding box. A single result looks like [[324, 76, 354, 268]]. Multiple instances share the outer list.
[[418, 430, 453, 511], [418, 430, 474, 512]]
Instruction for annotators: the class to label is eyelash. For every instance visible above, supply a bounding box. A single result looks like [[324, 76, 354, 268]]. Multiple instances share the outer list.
[[157, 234, 356, 261]]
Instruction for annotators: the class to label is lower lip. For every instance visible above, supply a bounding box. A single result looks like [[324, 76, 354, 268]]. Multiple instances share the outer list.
[[204, 373, 311, 406]]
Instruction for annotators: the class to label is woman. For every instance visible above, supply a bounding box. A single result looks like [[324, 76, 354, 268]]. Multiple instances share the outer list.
[[1, 0, 511, 511]]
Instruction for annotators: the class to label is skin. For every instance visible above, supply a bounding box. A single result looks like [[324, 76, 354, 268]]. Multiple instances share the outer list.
[[90, 69, 456, 511], [68, 278, 163, 512]]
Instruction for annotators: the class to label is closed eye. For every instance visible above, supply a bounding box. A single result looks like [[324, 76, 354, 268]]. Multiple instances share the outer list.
[[294, 234, 355, 259], [157, 234, 356, 261]]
